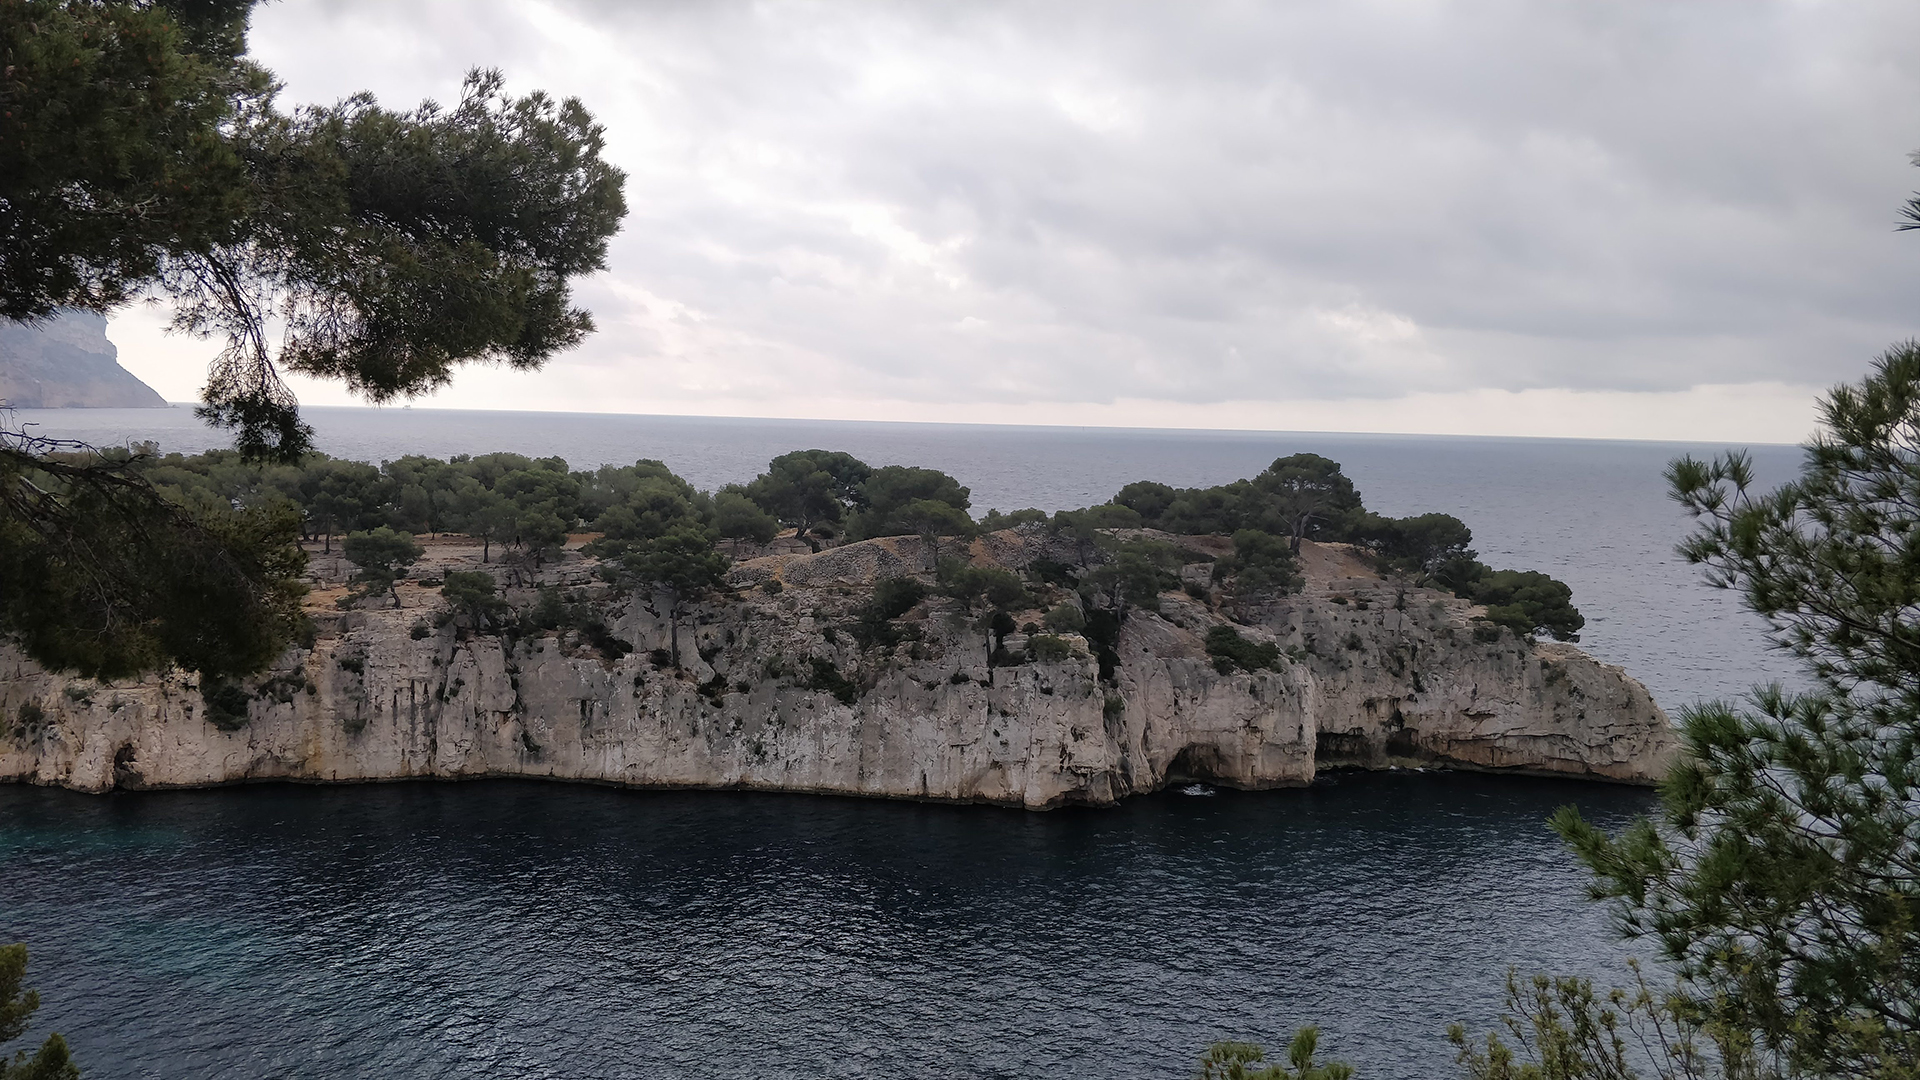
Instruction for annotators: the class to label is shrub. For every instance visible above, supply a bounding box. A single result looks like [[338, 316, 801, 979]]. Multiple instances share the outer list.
[[1029, 634, 1073, 662], [1102, 694, 1126, 721], [806, 658, 859, 705], [868, 576, 927, 621], [940, 560, 1028, 610], [200, 679, 252, 731], [1213, 529, 1303, 596], [1026, 558, 1076, 588], [1043, 603, 1086, 633], [1205, 625, 1282, 674]]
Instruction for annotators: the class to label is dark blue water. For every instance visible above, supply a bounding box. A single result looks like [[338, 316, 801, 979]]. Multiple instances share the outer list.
[[2, 407, 1802, 1078], [1, 774, 1652, 1080]]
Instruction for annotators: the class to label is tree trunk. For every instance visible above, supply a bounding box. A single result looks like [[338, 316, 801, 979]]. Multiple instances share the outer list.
[[482, 535, 490, 563]]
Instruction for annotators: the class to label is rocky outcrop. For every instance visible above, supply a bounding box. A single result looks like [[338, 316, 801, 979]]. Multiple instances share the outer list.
[[0, 532, 1675, 809], [0, 311, 168, 408]]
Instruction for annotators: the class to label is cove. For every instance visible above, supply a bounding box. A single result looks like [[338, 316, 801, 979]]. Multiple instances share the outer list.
[[1, 771, 1653, 1080]]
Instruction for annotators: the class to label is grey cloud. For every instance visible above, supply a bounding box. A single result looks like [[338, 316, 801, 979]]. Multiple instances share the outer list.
[[251, 0, 1920, 409]]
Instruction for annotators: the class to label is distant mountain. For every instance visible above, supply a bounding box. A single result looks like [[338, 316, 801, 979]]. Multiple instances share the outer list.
[[0, 311, 169, 409]]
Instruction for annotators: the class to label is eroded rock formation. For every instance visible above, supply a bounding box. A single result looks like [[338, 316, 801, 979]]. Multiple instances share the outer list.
[[0, 531, 1675, 808]]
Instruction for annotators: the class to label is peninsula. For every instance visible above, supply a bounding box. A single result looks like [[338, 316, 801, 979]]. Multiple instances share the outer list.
[[0, 448, 1673, 807]]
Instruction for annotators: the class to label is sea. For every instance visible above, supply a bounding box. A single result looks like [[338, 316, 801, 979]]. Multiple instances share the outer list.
[[0, 405, 1806, 1080]]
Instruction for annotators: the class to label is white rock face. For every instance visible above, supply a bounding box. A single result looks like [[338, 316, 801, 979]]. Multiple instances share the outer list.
[[0, 535, 1675, 808]]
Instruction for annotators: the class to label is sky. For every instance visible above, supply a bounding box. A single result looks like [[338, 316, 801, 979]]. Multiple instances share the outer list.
[[107, 0, 1920, 443]]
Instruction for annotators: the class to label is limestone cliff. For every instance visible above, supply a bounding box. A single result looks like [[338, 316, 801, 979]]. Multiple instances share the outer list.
[[0, 311, 168, 409], [0, 530, 1675, 808]]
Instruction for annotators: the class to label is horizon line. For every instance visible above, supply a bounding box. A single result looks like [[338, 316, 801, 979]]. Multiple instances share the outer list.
[[122, 400, 1805, 450]]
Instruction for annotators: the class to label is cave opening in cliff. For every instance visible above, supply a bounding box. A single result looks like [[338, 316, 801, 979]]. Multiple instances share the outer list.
[[1165, 744, 1230, 784]]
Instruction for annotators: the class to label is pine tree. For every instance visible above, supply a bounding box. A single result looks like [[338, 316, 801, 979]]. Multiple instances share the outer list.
[[1553, 344, 1920, 1077]]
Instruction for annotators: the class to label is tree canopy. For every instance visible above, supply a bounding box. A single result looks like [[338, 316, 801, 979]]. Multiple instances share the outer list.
[[0, 943, 78, 1080], [0, 0, 626, 680], [1550, 345, 1920, 1076], [3, 0, 628, 459]]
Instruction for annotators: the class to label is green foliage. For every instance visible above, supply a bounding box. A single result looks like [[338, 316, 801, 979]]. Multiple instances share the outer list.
[[713, 488, 777, 547], [1159, 479, 1275, 536], [940, 560, 1028, 612], [847, 465, 972, 541], [1357, 512, 1475, 578], [1449, 965, 1766, 1080], [1043, 602, 1087, 633], [1083, 538, 1181, 613], [439, 571, 507, 632], [0, 0, 260, 323], [1029, 634, 1074, 662], [979, 507, 1047, 530], [1545, 347, 1920, 1078], [1114, 480, 1177, 522], [610, 525, 728, 666], [805, 658, 859, 705], [0, 440, 308, 680], [199, 677, 252, 730], [5, 5, 629, 459], [1205, 625, 1283, 675], [1471, 570, 1583, 642], [1215, 529, 1303, 597], [1256, 453, 1365, 552], [869, 577, 928, 622], [744, 450, 871, 541], [850, 576, 927, 649], [341, 526, 423, 607], [1084, 608, 1122, 682], [1196, 1028, 1353, 1080], [618, 527, 728, 596], [0, 943, 80, 1080]]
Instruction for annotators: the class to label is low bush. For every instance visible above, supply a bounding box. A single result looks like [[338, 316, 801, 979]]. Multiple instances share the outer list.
[[1029, 634, 1074, 662], [1205, 625, 1281, 674]]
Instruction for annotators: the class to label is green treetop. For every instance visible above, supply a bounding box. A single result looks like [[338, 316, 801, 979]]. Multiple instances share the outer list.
[[1, 1, 625, 680], [4, 2, 627, 458], [0, 944, 79, 1080], [341, 526, 423, 608], [744, 450, 872, 546], [847, 464, 971, 540], [614, 525, 730, 668], [1256, 453, 1363, 553], [1550, 344, 1920, 1076]]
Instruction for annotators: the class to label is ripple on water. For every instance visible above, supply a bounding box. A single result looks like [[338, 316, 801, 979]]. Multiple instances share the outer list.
[[2, 775, 1655, 1080]]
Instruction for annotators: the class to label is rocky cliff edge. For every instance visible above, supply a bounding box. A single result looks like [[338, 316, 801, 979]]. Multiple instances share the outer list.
[[0, 529, 1676, 808]]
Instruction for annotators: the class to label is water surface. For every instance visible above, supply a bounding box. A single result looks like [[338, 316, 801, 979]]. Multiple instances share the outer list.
[[1, 774, 1652, 1080]]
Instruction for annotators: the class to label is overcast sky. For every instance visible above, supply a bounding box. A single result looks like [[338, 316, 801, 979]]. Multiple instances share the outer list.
[[109, 0, 1920, 442]]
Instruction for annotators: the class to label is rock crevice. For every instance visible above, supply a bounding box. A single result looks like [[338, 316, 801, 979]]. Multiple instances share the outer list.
[[0, 533, 1675, 808]]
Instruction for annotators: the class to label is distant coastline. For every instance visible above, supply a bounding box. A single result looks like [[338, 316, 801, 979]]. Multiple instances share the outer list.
[[0, 312, 168, 409]]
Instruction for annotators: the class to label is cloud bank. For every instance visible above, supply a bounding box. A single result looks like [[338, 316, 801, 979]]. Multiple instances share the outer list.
[[109, 0, 1920, 442]]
